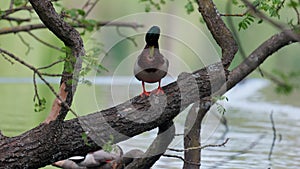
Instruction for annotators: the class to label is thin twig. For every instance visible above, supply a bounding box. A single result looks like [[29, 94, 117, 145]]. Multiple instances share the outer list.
[[0, 48, 79, 118], [241, 0, 300, 42], [84, 0, 100, 18], [33, 72, 41, 102], [220, 1, 255, 17], [37, 59, 65, 70], [17, 32, 32, 55], [0, 23, 45, 35], [174, 133, 184, 136], [0, 53, 14, 64], [220, 13, 245, 17], [1, 6, 33, 18], [116, 26, 138, 47], [225, 1, 283, 82], [82, 0, 92, 10], [220, 8, 251, 17], [163, 154, 201, 166], [8, 22, 32, 54], [275, 0, 286, 15], [1, 16, 31, 23], [208, 134, 266, 169], [9, 0, 14, 10], [268, 111, 277, 161], [292, 6, 300, 25], [0, 22, 143, 35], [168, 138, 229, 152], [27, 32, 64, 52], [40, 73, 71, 77]]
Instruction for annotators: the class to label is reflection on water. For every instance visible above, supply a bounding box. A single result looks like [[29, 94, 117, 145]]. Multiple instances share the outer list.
[[0, 78, 300, 169]]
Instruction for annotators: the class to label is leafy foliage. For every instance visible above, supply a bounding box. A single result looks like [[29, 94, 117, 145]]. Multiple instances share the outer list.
[[272, 69, 300, 95], [79, 40, 108, 85], [234, 0, 287, 31], [81, 41, 108, 76], [139, 0, 172, 12], [287, 0, 300, 8], [252, 0, 284, 18], [34, 97, 46, 112], [185, 0, 195, 14], [102, 135, 114, 152], [13, 0, 28, 7], [238, 14, 255, 30], [81, 132, 92, 146], [212, 96, 228, 115]]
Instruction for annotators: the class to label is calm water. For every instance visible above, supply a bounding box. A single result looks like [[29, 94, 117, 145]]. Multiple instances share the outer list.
[[0, 77, 299, 169]]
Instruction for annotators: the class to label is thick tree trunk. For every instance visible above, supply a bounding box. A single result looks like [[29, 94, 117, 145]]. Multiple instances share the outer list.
[[125, 121, 175, 169], [183, 102, 209, 169]]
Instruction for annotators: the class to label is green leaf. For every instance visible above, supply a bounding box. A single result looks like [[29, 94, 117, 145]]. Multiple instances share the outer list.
[[68, 9, 78, 18], [81, 132, 91, 146], [145, 4, 151, 12], [238, 14, 255, 31], [102, 135, 114, 152], [80, 19, 98, 32], [0, 10, 5, 17], [275, 84, 293, 95], [77, 9, 86, 16], [14, 0, 26, 7], [34, 97, 46, 112], [185, 1, 195, 14], [288, 0, 299, 7]]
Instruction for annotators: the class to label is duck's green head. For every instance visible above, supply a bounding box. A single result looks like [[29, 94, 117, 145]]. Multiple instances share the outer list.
[[145, 26, 160, 46]]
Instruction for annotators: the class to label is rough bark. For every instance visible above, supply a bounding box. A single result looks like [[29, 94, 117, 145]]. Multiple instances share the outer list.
[[183, 101, 209, 169], [197, 0, 238, 69], [29, 0, 84, 122], [181, 2, 239, 167], [125, 121, 175, 169]]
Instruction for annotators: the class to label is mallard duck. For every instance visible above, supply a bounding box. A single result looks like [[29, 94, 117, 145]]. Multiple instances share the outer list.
[[134, 26, 169, 96]]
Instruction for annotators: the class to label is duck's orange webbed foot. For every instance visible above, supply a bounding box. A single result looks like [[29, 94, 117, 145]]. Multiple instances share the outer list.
[[153, 87, 164, 95], [140, 91, 150, 97]]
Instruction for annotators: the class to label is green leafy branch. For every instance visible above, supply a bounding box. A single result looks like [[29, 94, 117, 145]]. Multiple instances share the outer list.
[[252, 0, 285, 18], [238, 14, 255, 30], [139, 0, 171, 12], [212, 96, 228, 115], [272, 69, 300, 95]]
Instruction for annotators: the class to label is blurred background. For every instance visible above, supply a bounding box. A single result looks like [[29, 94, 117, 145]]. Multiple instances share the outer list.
[[0, 0, 300, 168]]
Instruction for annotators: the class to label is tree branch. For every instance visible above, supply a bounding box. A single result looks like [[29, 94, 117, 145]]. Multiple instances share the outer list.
[[29, 0, 85, 122], [0, 6, 33, 18], [227, 30, 300, 89], [183, 101, 209, 169], [125, 121, 175, 169], [0, 22, 143, 35], [196, 0, 238, 69]]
